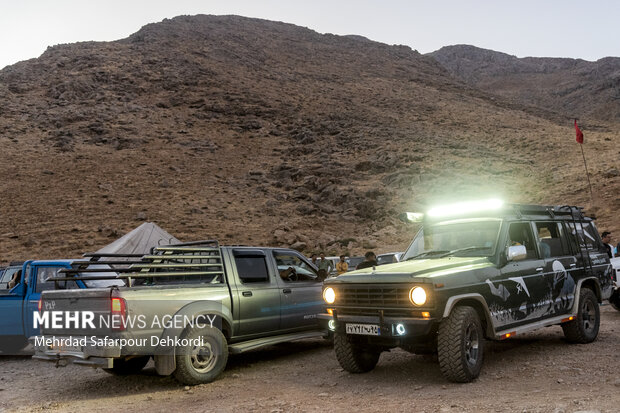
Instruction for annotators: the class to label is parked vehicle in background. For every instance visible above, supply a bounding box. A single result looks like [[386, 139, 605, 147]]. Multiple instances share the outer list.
[[347, 256, 364, 271], [34, 241, 328, 385], [376, 252, 404, 266], [320, 201, 614, 383], [0, 259, 122, 353]]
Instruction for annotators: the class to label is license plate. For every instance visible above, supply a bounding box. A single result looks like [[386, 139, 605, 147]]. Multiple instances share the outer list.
[[346, 323, 380, 336]]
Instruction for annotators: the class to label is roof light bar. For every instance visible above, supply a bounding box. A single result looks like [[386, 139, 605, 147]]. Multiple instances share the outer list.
[[427, 199, 504, 218]]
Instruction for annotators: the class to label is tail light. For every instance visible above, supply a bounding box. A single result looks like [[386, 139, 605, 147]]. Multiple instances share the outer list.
[[38, 298, 42, 313], [111, 297, 127, 331]]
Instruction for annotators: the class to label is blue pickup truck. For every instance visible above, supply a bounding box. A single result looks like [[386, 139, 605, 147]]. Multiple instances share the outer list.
[[0, 259, 121, 353]]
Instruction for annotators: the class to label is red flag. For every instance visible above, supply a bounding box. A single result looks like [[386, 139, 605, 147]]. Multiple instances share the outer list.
[[574, 119, 584, 144]]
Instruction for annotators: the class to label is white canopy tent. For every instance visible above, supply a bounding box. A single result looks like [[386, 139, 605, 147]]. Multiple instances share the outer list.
[[96, 222, 180, 256]]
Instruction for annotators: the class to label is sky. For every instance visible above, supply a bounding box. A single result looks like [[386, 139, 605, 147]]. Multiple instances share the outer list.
[[1, 0, 619, 70]]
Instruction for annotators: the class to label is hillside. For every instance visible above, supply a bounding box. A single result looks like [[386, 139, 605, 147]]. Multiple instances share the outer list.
[[430, 44, 620, 123], [1, 15, 619, 262]]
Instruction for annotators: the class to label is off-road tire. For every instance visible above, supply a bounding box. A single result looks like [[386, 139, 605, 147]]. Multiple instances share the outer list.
[[173, 326, 228, 385], [334, 332, 380, 373], [103, 356, 150, 375], [562, 288, 600, 343], [438, 306, 484, 383], [609, 289, 620, 311], [0, 336, 28, 354], [323, 330, 334, 344]]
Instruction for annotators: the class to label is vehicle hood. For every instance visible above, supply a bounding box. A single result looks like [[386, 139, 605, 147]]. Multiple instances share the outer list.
[[326, 256, 494, 284]]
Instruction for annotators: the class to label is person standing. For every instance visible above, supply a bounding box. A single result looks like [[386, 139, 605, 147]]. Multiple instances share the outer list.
[[317, 253, 334, 279], [335, 255, 348, 275], [356, 251, 378, 270], [601, 231, 613, 258], [309, 254, 318, 269]]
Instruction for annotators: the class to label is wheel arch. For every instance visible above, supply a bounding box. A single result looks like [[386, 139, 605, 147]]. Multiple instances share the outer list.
[[575, 277, 602, 304], [153, 300, 233, 376], [442, 294, 495, 338]]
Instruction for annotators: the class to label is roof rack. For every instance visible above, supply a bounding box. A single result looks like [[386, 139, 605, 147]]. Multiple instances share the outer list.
[[51, 240, 224, 287], [507, 204, 589, 221]]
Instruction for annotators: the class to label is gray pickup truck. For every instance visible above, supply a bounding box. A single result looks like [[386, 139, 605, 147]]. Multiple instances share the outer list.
[[33, 241, 327, 384]]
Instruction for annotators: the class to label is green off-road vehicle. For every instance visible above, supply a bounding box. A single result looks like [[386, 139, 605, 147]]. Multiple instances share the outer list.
[[319, 201, 614, 382]]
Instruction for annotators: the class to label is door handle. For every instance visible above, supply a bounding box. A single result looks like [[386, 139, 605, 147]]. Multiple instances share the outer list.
[[535, 267, 544, 272], [242, 291, 253, 297], [282, 288, 292, 294]]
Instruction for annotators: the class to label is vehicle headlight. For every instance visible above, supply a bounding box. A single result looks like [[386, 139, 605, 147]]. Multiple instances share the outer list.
[[410, 287, 427, 306], [323, 287, 336, 304]]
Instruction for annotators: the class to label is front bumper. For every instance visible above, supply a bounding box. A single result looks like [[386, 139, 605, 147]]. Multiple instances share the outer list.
[[318, 311, 436, 339]]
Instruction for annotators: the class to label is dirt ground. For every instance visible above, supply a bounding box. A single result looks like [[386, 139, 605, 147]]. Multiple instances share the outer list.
[[0, 306, 619, 413]]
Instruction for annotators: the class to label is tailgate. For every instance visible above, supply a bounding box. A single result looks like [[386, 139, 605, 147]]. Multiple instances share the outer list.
[[39, 288, 116, 336]]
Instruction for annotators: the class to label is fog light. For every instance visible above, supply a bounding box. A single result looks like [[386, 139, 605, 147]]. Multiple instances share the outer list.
[[328, 320, 336, 331], [395, 323, 406, 336]]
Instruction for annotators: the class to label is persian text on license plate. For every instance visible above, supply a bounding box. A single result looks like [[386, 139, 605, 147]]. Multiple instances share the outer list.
[[346, 323, 380, 336]]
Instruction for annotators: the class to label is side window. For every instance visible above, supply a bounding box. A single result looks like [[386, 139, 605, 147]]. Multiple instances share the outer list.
[[507, 222, 537, 259], [36, 267, 76, 293], [273, 252, 320, 282], [1, 268, 17, 286], [535, 222, 570, 258], [234, 256, 270, 283], [566, 222, 598, 252]]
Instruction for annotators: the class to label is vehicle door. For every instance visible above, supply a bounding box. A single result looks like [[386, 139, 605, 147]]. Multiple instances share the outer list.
[[272, 250, 324, 331], [497, 221, 547, 328], [533, 221, 577, 318], [23, 264, 79, 338], [0, 265, 27, 338], [230, 249, 281, 336]]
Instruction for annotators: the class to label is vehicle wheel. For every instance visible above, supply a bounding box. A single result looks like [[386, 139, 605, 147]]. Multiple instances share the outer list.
[[103, 356, 150, 375], [609, 289, 620, 311], [333, 332, 380, 373], [173, 326, 228, 385], [0, 336, 28, 354], [438, 306, 484, 383], [562, 288, 600, 343]]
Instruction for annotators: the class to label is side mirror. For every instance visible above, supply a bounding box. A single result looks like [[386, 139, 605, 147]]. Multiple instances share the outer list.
[[8, 282, 26, 296], [507, 245, 527, 261]]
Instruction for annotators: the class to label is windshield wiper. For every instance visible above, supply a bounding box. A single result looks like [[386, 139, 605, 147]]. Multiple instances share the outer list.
[[405, 250, 451, 260], [437, 246, 490, 258]]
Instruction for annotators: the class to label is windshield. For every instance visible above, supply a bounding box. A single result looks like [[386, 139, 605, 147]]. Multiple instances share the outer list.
[[402, 220, 501, 260]]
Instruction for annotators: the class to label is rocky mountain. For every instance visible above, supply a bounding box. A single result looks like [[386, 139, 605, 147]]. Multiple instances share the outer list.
[[430, 44, 620, 122], [1, 15, 618, 262]]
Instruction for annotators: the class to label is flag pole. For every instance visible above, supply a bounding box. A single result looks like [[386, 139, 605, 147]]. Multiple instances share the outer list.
[[574, 118, 594, 202], [579, 143, 594, 201]]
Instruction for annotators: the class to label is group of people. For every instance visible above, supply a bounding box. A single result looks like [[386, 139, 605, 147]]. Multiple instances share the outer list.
[[601, 231, 620, 258], [309, 251, 379, 278]]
